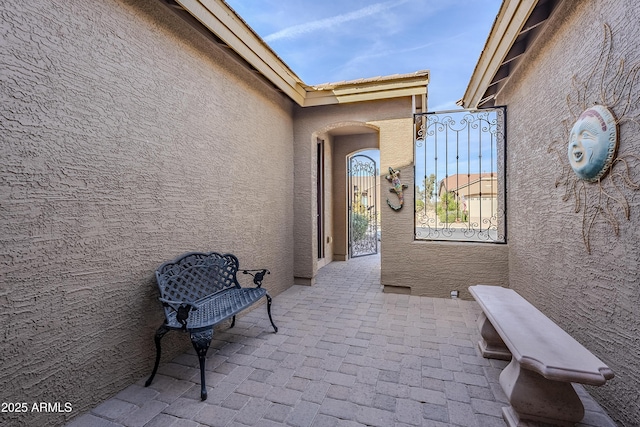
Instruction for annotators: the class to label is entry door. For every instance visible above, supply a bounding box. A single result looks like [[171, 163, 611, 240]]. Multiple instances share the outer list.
[[348, 154, 378, 258], [317, 140, 325, 259]]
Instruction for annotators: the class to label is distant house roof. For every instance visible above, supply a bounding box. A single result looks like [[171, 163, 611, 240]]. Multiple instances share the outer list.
[[162, 0, 429, 107], [459, 0, 560, 109], [439, 173, 497, 196]]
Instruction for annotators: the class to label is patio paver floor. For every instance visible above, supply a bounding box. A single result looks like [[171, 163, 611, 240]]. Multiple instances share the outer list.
[[66, 254, 617, 427]]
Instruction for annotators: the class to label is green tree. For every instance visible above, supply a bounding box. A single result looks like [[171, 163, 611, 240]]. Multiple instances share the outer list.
[[351, 188, 367, 215], [350, 212, 369, 241], [437, 191, 460, 223], [416, 174, 436, 207]]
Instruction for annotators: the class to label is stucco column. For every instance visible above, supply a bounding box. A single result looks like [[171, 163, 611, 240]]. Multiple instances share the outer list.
[[374, 118, 415, 294]]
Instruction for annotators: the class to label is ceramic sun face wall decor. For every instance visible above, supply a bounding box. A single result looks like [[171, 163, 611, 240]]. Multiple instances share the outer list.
[[567, 104, 618, 182], [550, 24, 640, 254]]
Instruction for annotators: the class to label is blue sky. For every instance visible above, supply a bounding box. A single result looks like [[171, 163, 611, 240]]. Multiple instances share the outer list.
[[225, 0, 502, 111]]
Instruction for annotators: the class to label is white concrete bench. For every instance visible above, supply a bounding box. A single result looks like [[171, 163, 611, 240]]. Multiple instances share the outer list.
[[469, 285, 614, 427]]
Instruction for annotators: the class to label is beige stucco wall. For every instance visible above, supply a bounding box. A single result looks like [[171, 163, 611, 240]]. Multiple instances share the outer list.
[[377, 118, 509, 298], [292, 98, 412, 284], [0, 1, 295, 425], [292, 97, 508, 295], [497, 1, 640, 424]]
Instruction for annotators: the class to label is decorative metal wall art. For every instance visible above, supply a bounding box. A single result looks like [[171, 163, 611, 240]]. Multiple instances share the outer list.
[[385, 167, 408, 211], [550, 24, 640, 253]]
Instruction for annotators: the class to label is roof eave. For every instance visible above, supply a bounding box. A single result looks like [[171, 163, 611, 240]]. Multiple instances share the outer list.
[[175, 0, 308, 104], [461, 0, 561, 109], [168, 0, 428, 107], [304, 73, 429, 107]]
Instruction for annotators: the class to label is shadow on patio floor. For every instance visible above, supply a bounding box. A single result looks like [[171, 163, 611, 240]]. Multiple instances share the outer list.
[[66, 254, 616, 427]]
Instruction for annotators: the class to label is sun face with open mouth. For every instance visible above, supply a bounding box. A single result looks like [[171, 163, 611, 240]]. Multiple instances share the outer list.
[[567, 104, 618, 182], [550, 24, 640, 253]]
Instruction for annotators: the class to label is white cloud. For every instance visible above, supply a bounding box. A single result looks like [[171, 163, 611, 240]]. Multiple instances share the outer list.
[[327, 32, 467, 80], [264, 0, 409, 42]]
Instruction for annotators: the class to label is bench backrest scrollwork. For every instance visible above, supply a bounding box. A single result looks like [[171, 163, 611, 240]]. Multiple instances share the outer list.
[[155, 252, 241, 309]]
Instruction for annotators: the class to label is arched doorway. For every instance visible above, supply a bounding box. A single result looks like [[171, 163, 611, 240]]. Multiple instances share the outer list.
[[347, 152, 379, 257]]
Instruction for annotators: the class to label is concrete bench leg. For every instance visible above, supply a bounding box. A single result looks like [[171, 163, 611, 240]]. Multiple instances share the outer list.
[[477, 312, 511, 360], [500, 358, 584, 427]]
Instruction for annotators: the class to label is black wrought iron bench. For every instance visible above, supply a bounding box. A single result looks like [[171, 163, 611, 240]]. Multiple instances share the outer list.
[[145, 251, 278, 400]]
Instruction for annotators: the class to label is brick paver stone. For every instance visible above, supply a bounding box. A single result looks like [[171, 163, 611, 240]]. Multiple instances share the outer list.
[[65, 254, 618, 427]]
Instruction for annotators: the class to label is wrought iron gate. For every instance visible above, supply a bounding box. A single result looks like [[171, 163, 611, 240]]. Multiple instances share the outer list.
[[348, 154, 378, 257]]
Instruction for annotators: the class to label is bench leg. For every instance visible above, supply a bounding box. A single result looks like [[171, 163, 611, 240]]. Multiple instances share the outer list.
[[500, 358, 584, 427], [266, 293, 278, 333], [190, 329, 213, 401], [145, 323, 171, 387], [477, 312, 511, 360], [230, 315, 236, 329]]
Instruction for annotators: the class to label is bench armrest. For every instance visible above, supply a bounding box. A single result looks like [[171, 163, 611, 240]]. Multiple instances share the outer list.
[[158, 297, 198, 329], [158, 297, 196, 309], [242, 269, 270, 288]]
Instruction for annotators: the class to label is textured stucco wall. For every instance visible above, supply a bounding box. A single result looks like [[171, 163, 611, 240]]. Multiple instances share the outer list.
[[293, 99, 508, 295], [377, 118, 509, 298], [292, 98, 411, 283], [498, 1, 640, 425], [0, 1, 294, 425]]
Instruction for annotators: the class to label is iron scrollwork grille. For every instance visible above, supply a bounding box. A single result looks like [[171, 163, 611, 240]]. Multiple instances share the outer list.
[[348, 154, 379, 257], [414, 107, 506, 243]]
